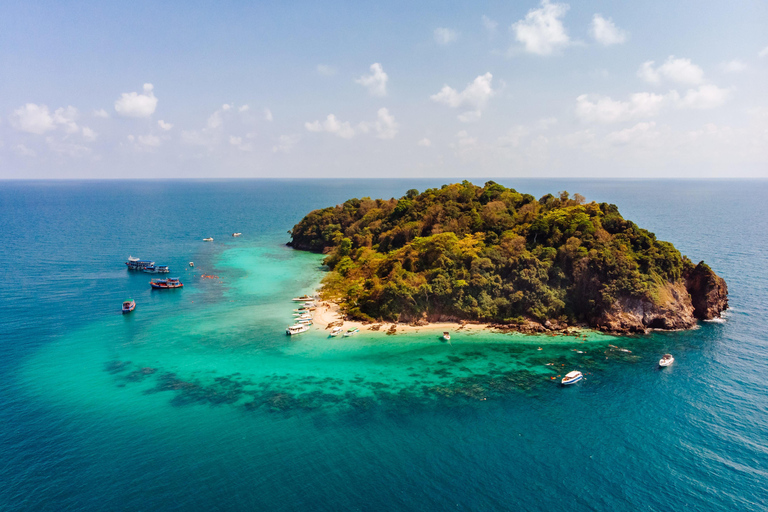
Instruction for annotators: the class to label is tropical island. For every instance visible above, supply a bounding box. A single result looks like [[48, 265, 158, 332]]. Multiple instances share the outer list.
[[288, 181, 728, 334]]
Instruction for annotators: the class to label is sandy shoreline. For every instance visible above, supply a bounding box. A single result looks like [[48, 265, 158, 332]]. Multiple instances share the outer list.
[[309, 301, 592, 338]]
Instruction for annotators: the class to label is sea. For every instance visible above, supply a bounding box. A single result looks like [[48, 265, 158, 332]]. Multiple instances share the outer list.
[[0, 179, 765, 511]]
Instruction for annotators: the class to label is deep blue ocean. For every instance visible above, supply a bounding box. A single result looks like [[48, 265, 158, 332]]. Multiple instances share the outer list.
[[0, 179, 766, 511]]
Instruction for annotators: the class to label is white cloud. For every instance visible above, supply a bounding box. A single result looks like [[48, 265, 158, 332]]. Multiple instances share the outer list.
[[590, 14, 627, 46], [457, 110, 482, 123], [575, 92, 669, 123], [81, 126, 97, 141], [238, 104, 250, 113], [207, 105, 232, 129], [497, 126, 530, 147], [638, 56, 704, 85], [456, 130, 477, 147], [137, 134, 161, 147], [114, 83, 158, 118], [52, 106, 79, 134], [537, 117, 558, 129], [317, 64, 337, 76], [511, 0, 570, 55], [93, 109, 109, 118], [605, 122, 658, 145], [158, 120, 173, 131], [221, 103, 231, 111], [10, 104, 56, 134], [434, 27, 458, 45], [373, 107, 398, 139], [759, 46, 768, 58], [418, 138, 432, 147], [721, 60, 747, 73], [305, 114, 356, 138], [481, 15, 498, 34], [229, 135, 253, 152], [355, 63, 388, 97], [14, 144, 36, 157], [264, 108, 273, 122], [273, 134, 300, 153], [678, 84, 731, 109], [431, 72, 495, 111], [46, 137, 91, 157]]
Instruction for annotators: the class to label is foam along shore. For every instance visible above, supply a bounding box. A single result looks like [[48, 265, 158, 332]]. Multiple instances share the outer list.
[[311, 300, 595, 339]]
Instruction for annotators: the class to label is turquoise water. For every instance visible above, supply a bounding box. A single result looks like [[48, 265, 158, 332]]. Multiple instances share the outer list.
[[1, 180, 766, 511]]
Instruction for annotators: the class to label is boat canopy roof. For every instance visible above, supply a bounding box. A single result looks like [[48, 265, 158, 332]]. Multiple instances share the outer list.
[[565, 371, 582, 378]]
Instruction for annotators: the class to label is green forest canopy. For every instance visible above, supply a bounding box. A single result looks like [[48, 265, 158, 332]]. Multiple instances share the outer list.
[[289, 181, 696, 324]]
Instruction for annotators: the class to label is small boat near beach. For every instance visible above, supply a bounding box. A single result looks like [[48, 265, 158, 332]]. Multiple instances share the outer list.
[[122, 299, 136, 313], [125, 256, 154, 270], [189, 262, 194, 267], [150, 277, 183, 289], [297, 319, 312, 325], [343, 328, 359, 337], [442, 332, 451, 341], [659, 354, 675, 367], [203, 237, 214, 242], [286, 324, 309, 335], [292, 295, 314, 302], [232, 232, 242, 237], [329, 327, 343, 337], [561, 371, 583, 385]]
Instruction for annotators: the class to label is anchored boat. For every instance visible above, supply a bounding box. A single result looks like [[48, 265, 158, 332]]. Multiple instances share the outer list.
[[561, 371, 583, 385], [442, 332, 451, 341], [329, 327, 343, 337], [150, 277, 183, 289], [125, 256, 154, 270], [659, 354, 675, 367], [122, 299, 136, 313], [286, 324, 309, 335], [343, 328, 359, 337]]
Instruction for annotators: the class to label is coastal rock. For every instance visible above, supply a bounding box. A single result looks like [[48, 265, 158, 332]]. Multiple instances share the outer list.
[[685, 261, 729, 319], [592, 282, 696, 334]]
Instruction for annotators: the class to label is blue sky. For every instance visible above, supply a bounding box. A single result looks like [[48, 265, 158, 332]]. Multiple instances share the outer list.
[[1, 0, 766, 178]]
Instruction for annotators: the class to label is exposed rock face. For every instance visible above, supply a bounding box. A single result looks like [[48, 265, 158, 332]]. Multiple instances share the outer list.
[[684, 261, 729, 320], [592, 281, 696, 334]]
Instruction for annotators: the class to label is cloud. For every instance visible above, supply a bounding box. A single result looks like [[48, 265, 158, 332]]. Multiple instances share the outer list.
[[418, 138, 432, 147], [355, 63, 388, 96], [759, 46, 768, 58], [158, 120, 173, 131], [264, 108, 273, 122], [273, 134, 300, 153], [511, 0, 570, 55], [638, 56, 704, 85], [721, 60, 747, 73], [305, 114, 356, 138], [10, 103, 56, 134], [481, 15, 498, 34], [82, 126, 97, 141], [590, 14, 627, 45], [207, 104, 232, 129], [10, 104, 86, 135], [46, 137, 91, 157], [317, 64, 337, 76], [457, 110, 482, 123], [431, 73, 495, 121], [13, 144, 36, 157], [678, 84, 731, 109], [373, 107, 398, 139], [229, 135, 253, 152], [434, 27, 458, 45], [238, 104, 250, 113], [497, 126, 530, 147], [127, 134, 161, 147], [575, 92, 669, 123], [114, 83, 158, 118], [93, 109, 109, 118], [605, 121, 658, 145]]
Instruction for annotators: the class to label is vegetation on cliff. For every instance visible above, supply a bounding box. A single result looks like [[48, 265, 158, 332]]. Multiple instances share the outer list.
[[289, 181, 727, 332]]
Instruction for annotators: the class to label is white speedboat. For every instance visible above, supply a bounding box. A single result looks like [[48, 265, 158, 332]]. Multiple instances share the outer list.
[[329, 327, 343, 337], [442, 332, 451, 341], [659, 354, 674, 367], [297, 319, 312, 325], [561, 371, 583, 385], [343, 328, 359, 337], [203, 237, 214, 242], [292, 295, 314, 302], [286, 324, 309, 335], [232, 232, 242, 237]]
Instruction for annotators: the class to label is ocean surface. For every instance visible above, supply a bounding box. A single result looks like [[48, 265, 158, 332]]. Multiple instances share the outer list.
[[0, 179, 766, 511]]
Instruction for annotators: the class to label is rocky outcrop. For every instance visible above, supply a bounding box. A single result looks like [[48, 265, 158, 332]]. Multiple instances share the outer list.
[[684, 261, 729, 320], [592, 281, 697, 334]]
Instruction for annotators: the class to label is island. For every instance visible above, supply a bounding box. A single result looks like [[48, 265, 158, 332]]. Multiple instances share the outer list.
[[288, 181, 728, 334]]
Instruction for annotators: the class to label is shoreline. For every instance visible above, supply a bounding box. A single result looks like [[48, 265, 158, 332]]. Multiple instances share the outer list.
[[310, 301, 593, 339]]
